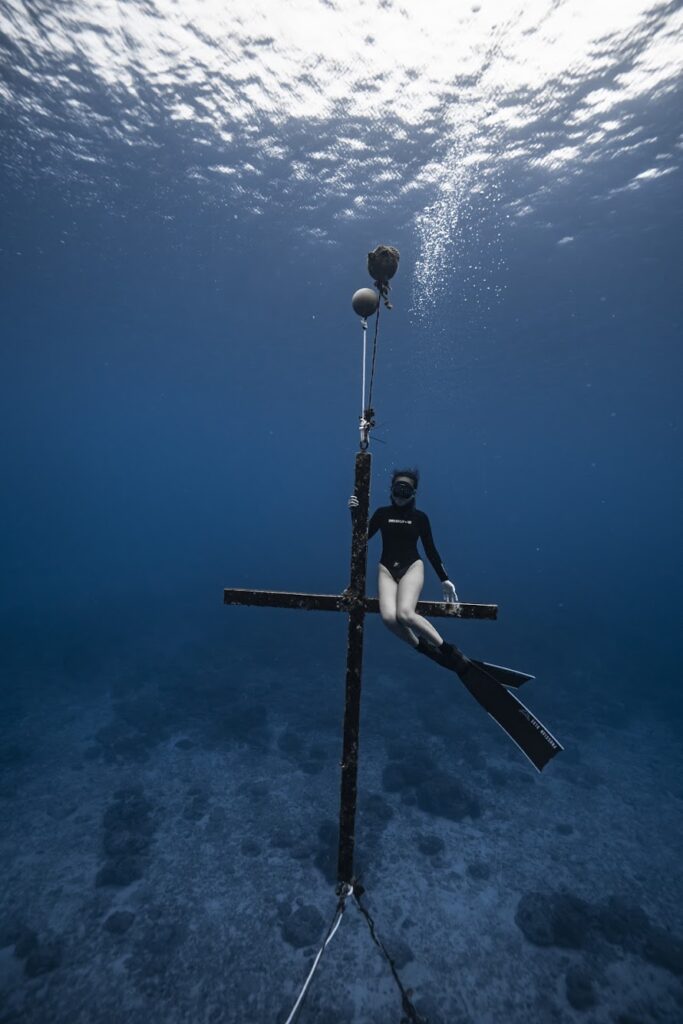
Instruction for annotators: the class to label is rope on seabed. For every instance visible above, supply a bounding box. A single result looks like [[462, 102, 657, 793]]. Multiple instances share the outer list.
[[353, 888, 428, 1024], [281, 881, 429, 1024], [282, 883, 352, 1024]]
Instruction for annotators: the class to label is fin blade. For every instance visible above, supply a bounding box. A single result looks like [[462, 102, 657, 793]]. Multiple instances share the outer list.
[[415, 641, 562, 770], [459, 663, 563, 772], [470, 659, 534, 688]]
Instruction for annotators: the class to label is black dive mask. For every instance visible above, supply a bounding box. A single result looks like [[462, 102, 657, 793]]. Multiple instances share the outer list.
[[391, 480, 415, 500]]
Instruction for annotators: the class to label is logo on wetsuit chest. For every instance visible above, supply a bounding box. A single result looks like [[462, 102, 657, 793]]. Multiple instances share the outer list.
[[387, 518, 413, 525]]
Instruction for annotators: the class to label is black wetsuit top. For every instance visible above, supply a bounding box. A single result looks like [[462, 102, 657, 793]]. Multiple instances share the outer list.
[[367, 503, 449, 583]]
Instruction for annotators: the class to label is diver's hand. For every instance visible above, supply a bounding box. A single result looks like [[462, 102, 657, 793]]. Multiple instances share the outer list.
[[442, 580, 459, 604], [348, 495, 359, 511]]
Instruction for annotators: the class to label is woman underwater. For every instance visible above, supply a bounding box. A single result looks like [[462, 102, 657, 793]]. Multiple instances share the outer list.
[[348, 467, 563, 771], [348, 468, 459, 656]]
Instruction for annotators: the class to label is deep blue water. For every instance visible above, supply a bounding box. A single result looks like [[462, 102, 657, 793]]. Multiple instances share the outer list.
[[1, 2, 682, 1022]]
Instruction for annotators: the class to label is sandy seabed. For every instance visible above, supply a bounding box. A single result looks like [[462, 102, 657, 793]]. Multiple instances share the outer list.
[[1, 628, 682, 1024]]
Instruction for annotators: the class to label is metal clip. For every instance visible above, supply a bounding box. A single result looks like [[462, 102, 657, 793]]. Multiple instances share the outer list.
[[359, 406, 375, 450]]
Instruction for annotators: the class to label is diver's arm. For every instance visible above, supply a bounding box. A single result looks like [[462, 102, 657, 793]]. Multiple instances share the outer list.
[[419, 511, 448, 581], [367, 508, 381, 539], [420, 512, 459, 601]]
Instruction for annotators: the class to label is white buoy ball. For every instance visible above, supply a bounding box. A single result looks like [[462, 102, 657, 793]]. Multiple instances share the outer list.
[[352, 288, 379, 318]]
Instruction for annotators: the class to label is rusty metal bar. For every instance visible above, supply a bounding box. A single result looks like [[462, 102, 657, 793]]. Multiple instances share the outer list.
[[362, 597, 497, 620], [337, 450, 371, 886], [223, 588, 497, 620], [223, 589, 343, 612]]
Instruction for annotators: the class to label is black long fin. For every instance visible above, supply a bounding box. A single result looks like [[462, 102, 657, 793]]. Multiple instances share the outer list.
[[458, 661, 563, 772], [415, 640, 562, 771]]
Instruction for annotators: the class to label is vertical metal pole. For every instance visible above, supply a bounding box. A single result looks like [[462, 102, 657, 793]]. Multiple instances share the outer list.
[[337, 449, 371, 886]]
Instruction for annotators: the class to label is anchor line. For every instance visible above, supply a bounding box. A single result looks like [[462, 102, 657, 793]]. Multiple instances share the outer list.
[[282, 882, 429, 1024], [282, 885, 352, 1024], [361, 316, 367, 420], [353, 888, 428, 1024], [366, 298, 381, 413], [359, 303, 382, 450]]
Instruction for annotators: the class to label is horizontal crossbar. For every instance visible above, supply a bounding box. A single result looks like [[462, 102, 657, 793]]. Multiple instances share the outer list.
[[365, 597, 497, 620], [223, 588, 497, 620]]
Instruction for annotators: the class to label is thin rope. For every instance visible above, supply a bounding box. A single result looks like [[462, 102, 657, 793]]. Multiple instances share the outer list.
[[360, 318, 368, 419], [281, 882, 430, 1024], [282, 884, 353, 1024], [353, 889, 429, 1024], [367, 301, 381, 412]]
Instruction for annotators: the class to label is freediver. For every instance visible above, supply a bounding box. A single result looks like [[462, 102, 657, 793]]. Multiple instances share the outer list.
[[348, 468, 563, 770], [348, 467, 459, 652]]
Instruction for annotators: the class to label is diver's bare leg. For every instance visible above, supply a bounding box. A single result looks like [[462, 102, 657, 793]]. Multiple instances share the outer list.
[[396, 560, 444, 646], [378, 564, 417, 647]]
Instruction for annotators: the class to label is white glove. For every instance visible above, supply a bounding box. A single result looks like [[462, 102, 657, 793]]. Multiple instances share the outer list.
[[348, 495, 359, 510], [442, 580, 459, 603]]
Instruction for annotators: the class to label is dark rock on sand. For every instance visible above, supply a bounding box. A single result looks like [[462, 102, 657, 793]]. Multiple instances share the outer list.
[[596, 895, 650, 949], [643, 927, 683, 977], [0, 919, 24, 949], [96, 856, 144, 888], [104, 910, 136, 935], [386, 936, 414, 969], [24, 944, 62, 978], [13, 927, 38, 959], [97, 786, 156, 888], [565, 964, 597, 1010], [515, 891, 593, 949], [381, 750, 437, 794], [417, 833, 445, 856], [281, 905, 325, 949], [241, 837, 261, 857], [362, 792, 394, 829], [415, 773, 481, 822], [467, 860, 491, 881]]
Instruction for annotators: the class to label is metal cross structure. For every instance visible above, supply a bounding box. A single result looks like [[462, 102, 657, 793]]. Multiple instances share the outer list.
[[224, 447, 497, 888]]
